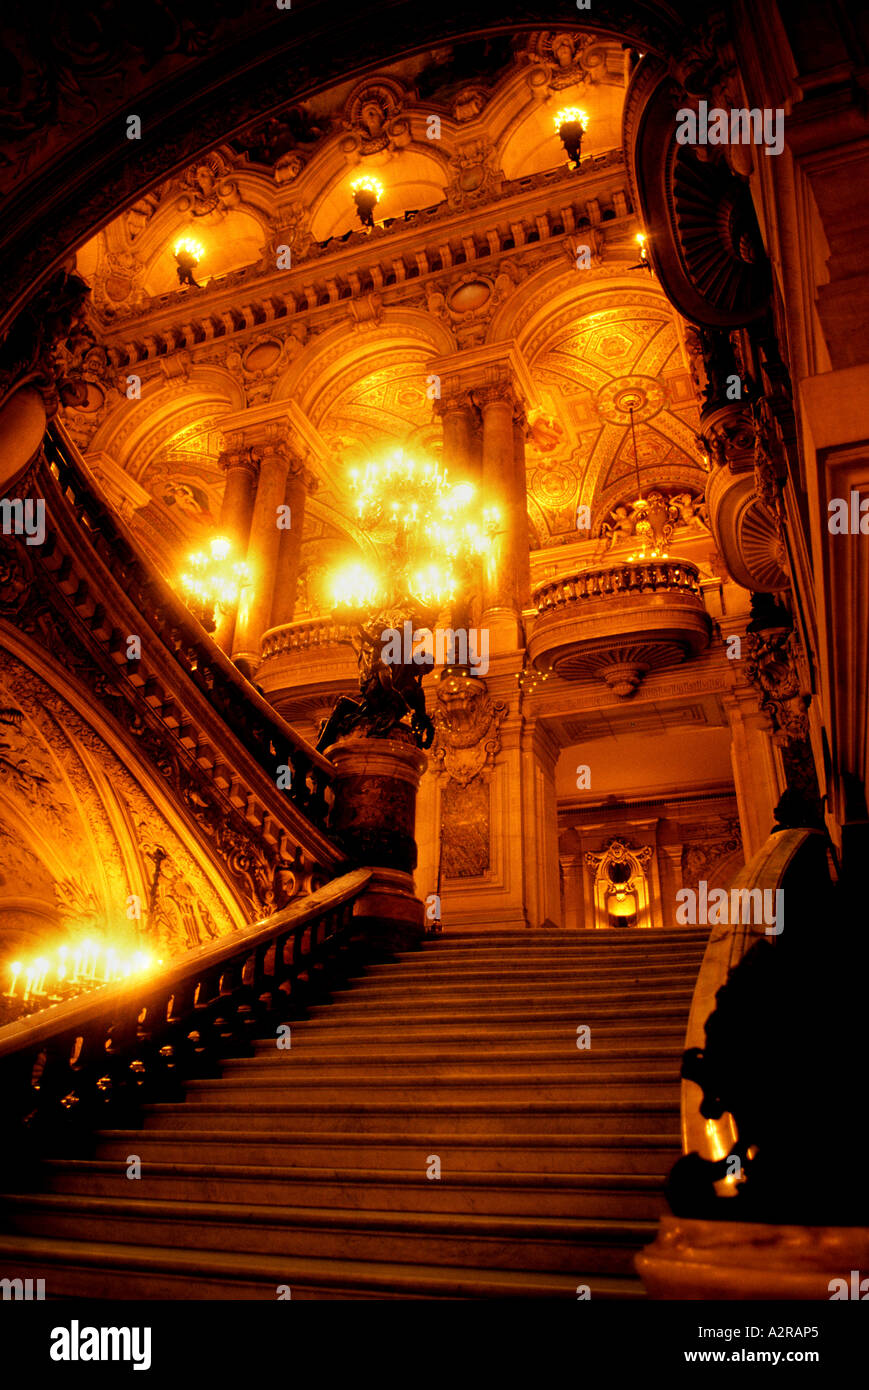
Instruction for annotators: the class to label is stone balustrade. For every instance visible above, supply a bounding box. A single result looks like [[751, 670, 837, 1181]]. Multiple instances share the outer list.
[[528, 558, 711, 696]]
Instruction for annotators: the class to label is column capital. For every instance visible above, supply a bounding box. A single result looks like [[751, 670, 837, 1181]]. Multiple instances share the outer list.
[[218, 443, 260, 478], [472, 378, 519, 412], [287, 457, 319, 493], [432, 385, 475, 420]]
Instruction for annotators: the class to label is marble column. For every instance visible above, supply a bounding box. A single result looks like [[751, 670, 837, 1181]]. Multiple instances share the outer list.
[[436, 389, 480, 485], [476, 378, 528, 649], [215, 442, 259, 654], [511, 404, 532, 614], [218, 442, 259, 552], [232, 424, 291, 672], [270, 460, 318, 631]]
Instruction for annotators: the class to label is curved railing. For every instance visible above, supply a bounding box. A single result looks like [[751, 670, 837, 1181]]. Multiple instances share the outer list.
[[534, 559, 703, 613], [679, 828, 829, 1177], [38, 425, 336, 831], [0, 869, 372, 1164], [261, 616, 354, 660]]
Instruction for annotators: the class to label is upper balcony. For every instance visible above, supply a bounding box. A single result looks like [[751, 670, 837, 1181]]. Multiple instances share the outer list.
[[527, 557, 712, 697], [257, 617, 358, 725]]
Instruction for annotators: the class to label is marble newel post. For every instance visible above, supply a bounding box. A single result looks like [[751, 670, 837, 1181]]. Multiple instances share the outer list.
[[325, 734, 427, 950], [232, 423, 291, 673]]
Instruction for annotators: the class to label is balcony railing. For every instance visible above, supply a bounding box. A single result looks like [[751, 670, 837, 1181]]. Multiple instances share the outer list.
[[529, 559, 711, 692], [534, 559, 704, 612], [261, 617, 353, 661]]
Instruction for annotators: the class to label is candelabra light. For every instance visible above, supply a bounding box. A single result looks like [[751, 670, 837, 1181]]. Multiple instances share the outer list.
[[173, 236, 204, 288], [631, 231, 654, 273], [179, 535, 251, 633], [350, 175, 384, 229], [554, 108, 588, 169], [5, 940, 158, 1015]]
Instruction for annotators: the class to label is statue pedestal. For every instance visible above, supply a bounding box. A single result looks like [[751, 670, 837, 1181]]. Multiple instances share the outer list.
[[324, 734, 427, 950], [637, 1214, 869, 1299]]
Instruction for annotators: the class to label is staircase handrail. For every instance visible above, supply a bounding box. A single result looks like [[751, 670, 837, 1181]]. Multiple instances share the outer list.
[[680, 828, 828, 1164], [40, 424, 335, 800], [0, 868, 372, 1150]]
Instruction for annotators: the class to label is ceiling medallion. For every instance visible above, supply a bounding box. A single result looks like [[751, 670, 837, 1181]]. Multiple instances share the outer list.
[[596, 376, 665, 427]]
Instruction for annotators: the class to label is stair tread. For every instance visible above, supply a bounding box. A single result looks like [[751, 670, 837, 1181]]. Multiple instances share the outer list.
[[97, 1127, 679, 1148], [8, 1190, 657, 1237], [0, 1234, 645, 1298], [45, 1158, 666, 1189]]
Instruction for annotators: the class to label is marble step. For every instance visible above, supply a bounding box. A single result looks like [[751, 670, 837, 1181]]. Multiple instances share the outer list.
[[42, 1159, 668, 1219], [304, 993, 695, 1024], [94, 1128, 680, 1175], [272, 1021, 688, 1048], [326, 974, 701, 1002], [138, 1098, 680, 1136], [0, 1234, 646, 1299], [229, 1049, 684, 1074], [4, 1192, 657, 1274], [181, 1075, 681, 1106]]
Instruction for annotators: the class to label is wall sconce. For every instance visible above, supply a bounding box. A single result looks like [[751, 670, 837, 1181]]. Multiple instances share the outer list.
[[173, 237, 204, 288], [553, 108, 588, 170], [350, 175, 384, 229], [631, 231, 654, 273]]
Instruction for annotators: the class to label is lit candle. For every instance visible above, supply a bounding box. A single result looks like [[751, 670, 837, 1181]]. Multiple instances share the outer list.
[[8, 962, 21, 997], [34, 957, 49, 995], [23, 967, 35, 1002]]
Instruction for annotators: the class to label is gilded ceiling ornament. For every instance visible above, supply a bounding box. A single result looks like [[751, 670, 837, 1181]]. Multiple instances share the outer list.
[[446, 140, 502, 210], [342, 79, 409, 155], [178, 151, 240, 219], [595, 376, 666, 427], [452, 89, 486, 122]]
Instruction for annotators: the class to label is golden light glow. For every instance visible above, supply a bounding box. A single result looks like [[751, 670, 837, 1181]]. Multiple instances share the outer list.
[[173, 236, 204, 264], [350, 175, 384, 200], [330, 449, 500, 616], [553, 107, 588, 132], [330, 563, 386, 611], [636, 232, 649, 261], [6, 940, 156, 1006], [179, 535, 251, 623]]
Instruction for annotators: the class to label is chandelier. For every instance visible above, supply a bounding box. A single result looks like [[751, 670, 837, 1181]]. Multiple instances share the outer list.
[[330, 449, 499, 617], [179, 535, 251, 632]]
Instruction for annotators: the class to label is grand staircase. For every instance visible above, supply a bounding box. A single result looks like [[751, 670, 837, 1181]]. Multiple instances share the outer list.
[[0, 927, 708, 1299]]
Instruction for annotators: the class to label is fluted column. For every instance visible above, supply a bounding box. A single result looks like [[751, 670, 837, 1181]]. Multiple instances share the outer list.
[[232, 423, 292, 672], [271, 460, 318, 629]]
